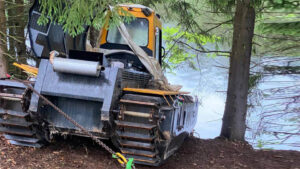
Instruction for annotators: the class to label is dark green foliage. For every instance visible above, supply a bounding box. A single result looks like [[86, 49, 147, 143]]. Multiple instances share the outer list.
[[255, 1, 300, 56], [38, 0, 134, 36], [36, 0, 300, 57], [207, 0, 263, 13], [265, 0, 299, 9], [248, 73, 263, 91], [259, 21, 300, 36], [207, 0, 236, 13]]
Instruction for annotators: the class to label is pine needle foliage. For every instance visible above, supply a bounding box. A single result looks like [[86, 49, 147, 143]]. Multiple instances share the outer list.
[[38, 0, 134, 36], [265, 0, 299, 9], [207, 0, 263, 13], [255, 0, 300, 56], [36, 0, 300, 56]]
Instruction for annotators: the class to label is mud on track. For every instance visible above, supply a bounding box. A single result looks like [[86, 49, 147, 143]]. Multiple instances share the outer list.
[[1, 135, 299, 169]]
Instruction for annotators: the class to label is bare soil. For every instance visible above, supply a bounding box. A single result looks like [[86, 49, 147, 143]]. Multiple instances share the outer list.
[[1, 135, 299, 169]]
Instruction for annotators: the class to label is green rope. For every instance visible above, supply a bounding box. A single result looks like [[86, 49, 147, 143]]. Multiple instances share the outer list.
[[126, 158, 134, 169], [112, 154, 118, 159], [112, 154, 135, 169]]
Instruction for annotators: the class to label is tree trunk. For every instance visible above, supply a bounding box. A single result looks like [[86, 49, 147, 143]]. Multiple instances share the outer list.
[[6, 0, 16, 57], [220, 0, 255, 140], [5, 0, 27, 76], [14, 0, 27, 60], [89, 26, 100, 48], [0, 47, 7, 78], [0, 0, 7, 78]]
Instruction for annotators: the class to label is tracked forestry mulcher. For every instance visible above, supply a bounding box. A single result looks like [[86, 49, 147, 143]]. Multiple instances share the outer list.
[[0, 2, 198, 166]]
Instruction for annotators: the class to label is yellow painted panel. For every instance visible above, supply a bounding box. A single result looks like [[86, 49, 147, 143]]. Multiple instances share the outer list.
[[154, 16, 162, 29], [13, 62, 38, 76]]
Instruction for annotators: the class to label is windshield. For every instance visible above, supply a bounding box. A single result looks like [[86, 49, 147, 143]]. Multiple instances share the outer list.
[[107, 18, 149, 46]]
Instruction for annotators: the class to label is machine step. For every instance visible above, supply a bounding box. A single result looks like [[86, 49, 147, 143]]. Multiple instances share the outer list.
[[119, 140, 154, 150], [4, 134, 39, 144], [124, 154, 158, 165], [0, 126, 34, 136], [9, 140, 42, 148], [115, 121, 156, 130], [0, 108, 28, 118], [117, 131, 155, 142], [121, 148, 157, 158], [0, 119, 32, 127], [120, 99, 158, 107]]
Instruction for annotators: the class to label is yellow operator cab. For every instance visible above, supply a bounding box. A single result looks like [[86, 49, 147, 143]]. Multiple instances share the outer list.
[[99, 4, 164, 66]]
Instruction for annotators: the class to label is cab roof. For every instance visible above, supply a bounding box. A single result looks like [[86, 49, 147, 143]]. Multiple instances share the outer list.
[[118, 4, 154, 12]]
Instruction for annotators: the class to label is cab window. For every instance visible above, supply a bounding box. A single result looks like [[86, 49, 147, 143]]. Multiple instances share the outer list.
[[107, 18, 149, 46]]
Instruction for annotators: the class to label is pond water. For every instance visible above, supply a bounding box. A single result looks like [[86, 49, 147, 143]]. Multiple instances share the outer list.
[[166, 55, 300, 151], [167, 56, 228, 139]]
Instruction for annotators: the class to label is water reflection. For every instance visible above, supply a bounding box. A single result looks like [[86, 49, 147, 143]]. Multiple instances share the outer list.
[[247, 58, 300, 151], [167, 56, 300, 151], [167, 56, 228, 139]]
